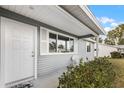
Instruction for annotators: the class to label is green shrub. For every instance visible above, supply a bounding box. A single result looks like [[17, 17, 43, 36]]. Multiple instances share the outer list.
[[118, 38, 124, 45], [110, 51, 122, 58], [58, 57, 115, 88], [121, 53, 124, 58]]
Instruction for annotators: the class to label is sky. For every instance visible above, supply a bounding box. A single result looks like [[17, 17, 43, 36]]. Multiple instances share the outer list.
[[89, 5, 124, 39]]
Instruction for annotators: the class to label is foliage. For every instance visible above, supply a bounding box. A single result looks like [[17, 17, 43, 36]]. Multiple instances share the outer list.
[[58, 57, 115, 88], [49, 42, 56, 50], [118, 38, 124, 45], [105, 24, 124, 45], [104, 38, 115, 45], [110, 51, 122, 58], [58, 44, 64, 49], [121, 53, 124, 58]]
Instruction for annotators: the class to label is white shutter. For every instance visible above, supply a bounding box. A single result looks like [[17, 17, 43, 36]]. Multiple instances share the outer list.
[[74, 38, 78, 54], [40, 27, 48, 55]]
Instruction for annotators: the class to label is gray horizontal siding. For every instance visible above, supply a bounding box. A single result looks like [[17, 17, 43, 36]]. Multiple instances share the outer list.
[[78, 39, 95, 61], [37, 54, 74, 77], [37, 27, 76, 77], [37, 40, 95, 77]]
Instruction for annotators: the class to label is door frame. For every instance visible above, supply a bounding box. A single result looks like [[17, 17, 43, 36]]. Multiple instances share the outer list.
[[0, 17, 38, 87]]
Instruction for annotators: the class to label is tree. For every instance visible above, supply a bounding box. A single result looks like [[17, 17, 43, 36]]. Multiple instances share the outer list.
[[105, 24, 124, 45], [104, 38, 115, 45], [118, 38, 124, 45], [49, 42, 57, 51], [58, 44, 64, 49]]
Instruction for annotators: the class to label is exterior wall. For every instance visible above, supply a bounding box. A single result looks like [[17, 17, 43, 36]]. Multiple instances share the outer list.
[[86, 42, 95, 60], [0, 16, 96, 85], [0, 18, 1, 85], [37, 29, 78, 77], [114, 45, 124, 53], [78, 39, 95, 61], [98, 44, 117, 57], [0, 16, 97, 85], [37, 54, 74, 77], [0, 8, 103, 87], [78, 39, 86, 61], [37, 38, 96, 77]]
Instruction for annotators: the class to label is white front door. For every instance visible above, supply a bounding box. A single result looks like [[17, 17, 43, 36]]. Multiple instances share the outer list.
[[2, 18, 36, 84]]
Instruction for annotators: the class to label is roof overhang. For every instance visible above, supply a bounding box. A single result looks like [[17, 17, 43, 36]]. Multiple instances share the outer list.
[[0, 5, 105, 37], [60, 5, 106, 35], [78, 34, 95, 39], [83, 38, 96, 43]]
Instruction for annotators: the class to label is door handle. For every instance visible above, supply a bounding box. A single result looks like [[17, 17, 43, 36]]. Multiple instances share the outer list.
[[32, 55, 35, 57], [32, 51, 35, 57]]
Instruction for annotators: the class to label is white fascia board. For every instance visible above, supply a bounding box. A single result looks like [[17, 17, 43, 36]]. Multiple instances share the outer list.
[[79, 5, 106, 35], [83, 38, 96, 43]]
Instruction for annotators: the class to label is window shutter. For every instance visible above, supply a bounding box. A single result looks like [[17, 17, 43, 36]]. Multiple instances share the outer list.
[[74, 38, 78, 54], [40, 27, 48, 55]]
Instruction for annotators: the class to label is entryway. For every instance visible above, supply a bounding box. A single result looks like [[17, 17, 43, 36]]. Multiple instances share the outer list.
[[1, 17, 37, 87]]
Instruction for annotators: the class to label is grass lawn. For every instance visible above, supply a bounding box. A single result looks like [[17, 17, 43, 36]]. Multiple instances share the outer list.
[[109, 58, 124, 87]]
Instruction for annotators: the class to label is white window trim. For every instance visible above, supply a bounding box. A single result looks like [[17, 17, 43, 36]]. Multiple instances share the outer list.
[[40, 27, 49, 55], [86, 42, 91, 53], [40, 27, 77, 55]]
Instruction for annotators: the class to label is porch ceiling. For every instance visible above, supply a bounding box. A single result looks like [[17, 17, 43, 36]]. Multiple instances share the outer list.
[[0, 5, 102, 37]]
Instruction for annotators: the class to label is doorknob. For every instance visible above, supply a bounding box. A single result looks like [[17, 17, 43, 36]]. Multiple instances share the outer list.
[[32, 55, 35, 57], [32, 51, 35, 57]]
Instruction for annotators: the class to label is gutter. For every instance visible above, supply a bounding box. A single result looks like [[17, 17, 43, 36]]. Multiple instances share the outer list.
[[80, 5, 106, 35]]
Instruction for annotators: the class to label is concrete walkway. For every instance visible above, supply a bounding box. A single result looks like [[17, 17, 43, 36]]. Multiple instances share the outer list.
[[32, 68, 66, 88]]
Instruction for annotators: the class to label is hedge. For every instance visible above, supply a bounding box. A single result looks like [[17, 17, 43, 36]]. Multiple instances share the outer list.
[[58, 57, 115, 88], [110, 51, 123, 58]]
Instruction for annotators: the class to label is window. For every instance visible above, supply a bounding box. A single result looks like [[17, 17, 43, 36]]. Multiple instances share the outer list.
[[58, 35, 69, 53], [40, 27, 75, 55], [70, 38, 74, 52], [49, 33, 57, 53], [49, 32, 74, 53], [86, 42, 91, 52]]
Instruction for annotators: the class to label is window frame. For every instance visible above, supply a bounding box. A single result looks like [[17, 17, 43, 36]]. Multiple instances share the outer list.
[[49, 32, 57, 53], [40, 27, 76, 55], [86, 42, 91, 53], [57, 34, 70, 53]]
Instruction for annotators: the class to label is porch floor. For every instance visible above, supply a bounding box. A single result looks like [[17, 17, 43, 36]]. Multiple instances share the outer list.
[[32, 68, 66, 88]]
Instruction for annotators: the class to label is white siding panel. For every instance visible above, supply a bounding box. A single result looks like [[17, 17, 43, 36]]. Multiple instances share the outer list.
[[37, 54, 74, 76], [74, 38, 78, 54], [78, 39, 95, 61], [37, 29, 80, 77], [98, 44, 117, 57], [78, 39, 86, 59], [86, 42, 94, 60]]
